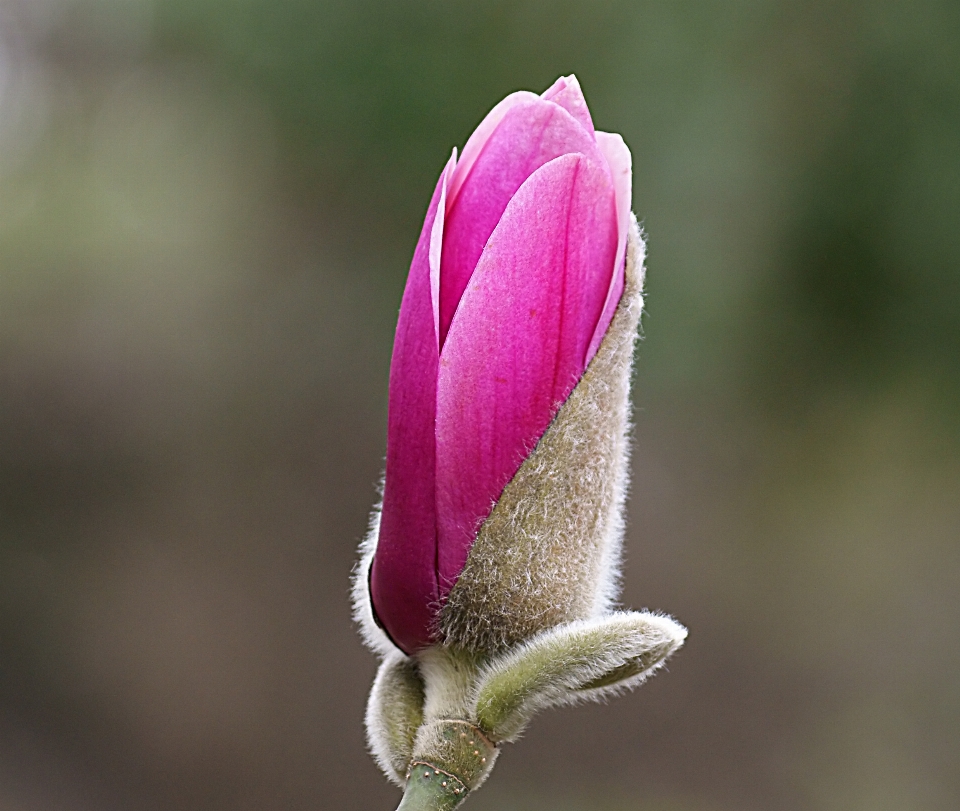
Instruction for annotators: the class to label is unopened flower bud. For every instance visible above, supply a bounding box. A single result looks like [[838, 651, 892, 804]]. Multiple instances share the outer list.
[[353, 76, 686, 811]]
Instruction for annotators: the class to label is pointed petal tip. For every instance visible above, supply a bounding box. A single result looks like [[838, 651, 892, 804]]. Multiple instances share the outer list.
[[428, 150, 459, 343], [541, 74, 594, 136]]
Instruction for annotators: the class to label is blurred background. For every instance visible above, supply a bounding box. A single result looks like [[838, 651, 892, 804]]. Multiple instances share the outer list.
[[1, 1, 958, 809]]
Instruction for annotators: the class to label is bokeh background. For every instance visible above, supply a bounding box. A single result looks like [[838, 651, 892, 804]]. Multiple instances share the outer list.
[[1, 1, 958, 809]]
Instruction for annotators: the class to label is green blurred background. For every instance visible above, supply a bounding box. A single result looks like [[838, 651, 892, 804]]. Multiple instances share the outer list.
[[1, 1, 958, 809]]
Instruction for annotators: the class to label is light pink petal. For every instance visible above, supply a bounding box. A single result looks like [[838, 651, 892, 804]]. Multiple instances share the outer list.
[[438, 98, 611, 348], [541, 74, 595, 137], [434, 153, 618, 591], [429, 149, 457, 341], [587, 131, 633, 361], [372, 152, 456, 654], [447, 90, 540, 210]]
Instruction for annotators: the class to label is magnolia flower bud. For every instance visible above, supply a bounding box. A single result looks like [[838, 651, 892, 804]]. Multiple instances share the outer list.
[[353, 76, 686, 811]]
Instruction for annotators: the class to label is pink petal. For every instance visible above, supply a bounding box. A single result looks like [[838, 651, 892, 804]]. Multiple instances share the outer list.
[[438, 98, 611, 348], [587, 131, 633, 361], [541, 74, 595, 137], [447, 90, 540, 211], [371, 152, 456, 654], [434, 153, 618, 591]]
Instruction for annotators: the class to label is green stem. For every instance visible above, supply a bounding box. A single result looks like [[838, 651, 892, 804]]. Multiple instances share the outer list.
[[396, 765, 470, 811]]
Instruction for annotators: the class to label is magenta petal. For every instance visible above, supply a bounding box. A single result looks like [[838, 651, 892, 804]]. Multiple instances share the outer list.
[[587, 131, 633, 361], [434, 153, 618, 592], [541, 74, 595, 137], [371, 152, 456, 655], [438, 98, 611, 348]]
